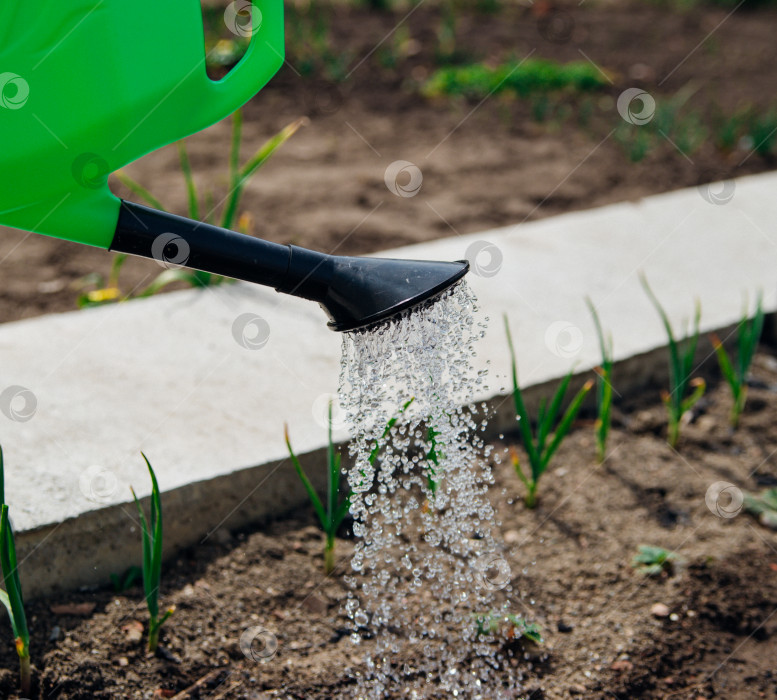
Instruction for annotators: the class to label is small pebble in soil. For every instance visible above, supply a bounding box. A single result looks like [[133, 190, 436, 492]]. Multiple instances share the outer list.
[[265, 545, 284, 559], [212, 528, 233, 545], [651, 602, 670, 618], [50, 601, 96, 616], [122, 620, 144, 643], [611, 659, 633, 672], [289, 640, 312, 651], [37, 278, 67, 294], [302, 593, 329, 615], [629, 62, 656, 82], [156, 647, 182, 663]]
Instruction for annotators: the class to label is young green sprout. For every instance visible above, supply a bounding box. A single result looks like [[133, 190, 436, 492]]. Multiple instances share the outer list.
[[743, 487, 777, 530], [505, 315, 593, 508], [286, 398, 415, 574], [0, 447, 30, 695], [711, 293, 764, 429], [110, 565, 142, 593], [585, 298, 614, 463], [474, 612, 543, 645], [425, 424, 442, 499], [640, 274, 706, 448], [285, 400, 351, 575], [631, 544, 679, 577], [131, 454, 174, 653]]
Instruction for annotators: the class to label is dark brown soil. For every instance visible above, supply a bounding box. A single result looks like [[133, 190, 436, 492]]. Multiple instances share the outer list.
[[1, 348, 776, 698], [2, 0, 777, 322]]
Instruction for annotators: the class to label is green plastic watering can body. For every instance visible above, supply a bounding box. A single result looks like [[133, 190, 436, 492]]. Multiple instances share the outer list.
[[0, 0, 284, 247], [0, 0, 471, 332]]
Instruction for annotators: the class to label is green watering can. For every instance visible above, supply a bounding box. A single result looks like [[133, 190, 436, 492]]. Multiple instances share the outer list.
[[0, 0, 468, 332]]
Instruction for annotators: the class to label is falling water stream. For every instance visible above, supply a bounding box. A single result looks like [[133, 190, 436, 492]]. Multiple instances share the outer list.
[[338, 282, 523, 698]]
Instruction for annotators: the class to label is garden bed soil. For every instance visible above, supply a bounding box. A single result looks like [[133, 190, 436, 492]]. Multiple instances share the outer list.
[[1, 350, 776, 698], [1, 0, 777, 322]]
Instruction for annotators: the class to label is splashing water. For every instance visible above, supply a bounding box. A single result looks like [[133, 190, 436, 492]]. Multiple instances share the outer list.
[[339, 282, 522, 698]]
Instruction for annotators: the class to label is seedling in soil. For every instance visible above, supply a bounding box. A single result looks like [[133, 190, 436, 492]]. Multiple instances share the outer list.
[[474, 612, 543, 645], [110, 565, 143, 593], [711, 107, 748, 154], [505, 315, 593, 508], [285, 4, 350, 81], [586, 297, 614, 463], [0, 446, 31, 695], [710, 293, 764, 429], [287, 398, 415, 573], [131, 454, 175, 653], [435, 0, 460, 64], [745, 107, 777, 160], [631, 544, 679, 577], [286, 400, 352, 575], [425, 424, 442, 498], [615, 85, 706, 163], [743, 488, 777, 530], [614, 123, 653, 163], [78, 111, 305, 307], [366, 397, 415, 469], [640, 273, 705, 448]]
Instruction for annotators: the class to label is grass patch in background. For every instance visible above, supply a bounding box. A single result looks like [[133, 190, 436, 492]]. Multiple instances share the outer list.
[[422, 58, 611, 100]]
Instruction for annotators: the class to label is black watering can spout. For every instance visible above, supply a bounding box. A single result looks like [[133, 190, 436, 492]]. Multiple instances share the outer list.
[[112, 201, 469, 332]]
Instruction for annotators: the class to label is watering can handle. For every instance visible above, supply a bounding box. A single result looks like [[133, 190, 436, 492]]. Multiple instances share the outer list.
[[179, 0, 285, 137]]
